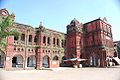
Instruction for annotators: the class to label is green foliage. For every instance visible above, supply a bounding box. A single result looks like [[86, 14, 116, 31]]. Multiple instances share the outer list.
[[0, 40, 7, 51], [0, 13, 19, 52], [9, 28, 19, 39]]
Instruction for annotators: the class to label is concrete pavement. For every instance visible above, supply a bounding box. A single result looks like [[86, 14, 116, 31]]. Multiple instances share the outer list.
[[0, 67, 120, 80]]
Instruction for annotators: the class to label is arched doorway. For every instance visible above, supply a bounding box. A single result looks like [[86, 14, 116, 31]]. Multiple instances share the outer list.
[[0, 52, 5, 68], [12, 54, 23, 68], [52, 55, 59, 67], [90, 53, 100, 67], [42, 55, 50, 68], [53, 55, 59, 61], [27, 55, 36, 67]]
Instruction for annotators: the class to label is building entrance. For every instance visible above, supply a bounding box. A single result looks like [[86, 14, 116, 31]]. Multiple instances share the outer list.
[[12, 55, 23, 68]]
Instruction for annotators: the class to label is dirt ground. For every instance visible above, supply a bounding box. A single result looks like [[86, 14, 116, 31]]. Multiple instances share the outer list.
[[0, 67, 120, 80]]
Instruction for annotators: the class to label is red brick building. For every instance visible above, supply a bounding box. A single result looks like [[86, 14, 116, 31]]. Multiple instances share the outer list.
[[0, 9, 115, 69], [65, 18, 115, 67], [0, 9, 65, 69], [35, 24, 65, 69]]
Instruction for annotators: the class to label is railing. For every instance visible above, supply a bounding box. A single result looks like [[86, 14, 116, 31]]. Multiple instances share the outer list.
[[14, 40, 26, 45], [12, 63, 23, 68]]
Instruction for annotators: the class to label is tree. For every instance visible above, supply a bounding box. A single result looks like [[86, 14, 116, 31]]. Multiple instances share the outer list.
[[0, 9, 19, 52]]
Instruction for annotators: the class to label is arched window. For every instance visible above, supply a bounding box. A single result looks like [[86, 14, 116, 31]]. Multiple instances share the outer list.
[[14, 36, 18, 40], [53, 38, 55, 45], [61, 40, 64, 47], [47, 37, 50, 45], [43, 36, 46, 43], [21, 48, 24, 51], [29, 35, 32, 42], [21, 34, 25, 41], [34, 36, 37, 42], [18, 48, 20, 51]]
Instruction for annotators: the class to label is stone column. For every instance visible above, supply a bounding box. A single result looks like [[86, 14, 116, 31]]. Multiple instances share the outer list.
[[26, 58, 28, 68], [23, 55, 28, 69]]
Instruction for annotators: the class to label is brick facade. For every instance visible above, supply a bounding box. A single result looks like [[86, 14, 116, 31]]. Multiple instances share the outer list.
[[0, 9, 115, 69], [65, 18, 115, 67]]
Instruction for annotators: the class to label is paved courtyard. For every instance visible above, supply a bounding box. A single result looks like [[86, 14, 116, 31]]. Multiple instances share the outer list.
[[0, 67, 120, 80]]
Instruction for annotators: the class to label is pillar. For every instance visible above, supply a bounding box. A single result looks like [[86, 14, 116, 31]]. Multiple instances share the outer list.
[[5, 36, 14, 69], [36, 48, 42, 69], [23, 56, 27, 69], [4, 56, 12, 69]]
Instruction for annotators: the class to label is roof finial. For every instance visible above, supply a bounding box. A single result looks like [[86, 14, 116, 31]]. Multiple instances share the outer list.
[[39, 21, 44, 28], [103, 17, 108, 23], [40, 21, 42, 26], [74, 18, 76, 20]]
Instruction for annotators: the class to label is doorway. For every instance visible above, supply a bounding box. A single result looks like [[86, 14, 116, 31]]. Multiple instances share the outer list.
[[42, 55, 50, 68], [12, 55, 23, 68], [12, 57, 17, 67]]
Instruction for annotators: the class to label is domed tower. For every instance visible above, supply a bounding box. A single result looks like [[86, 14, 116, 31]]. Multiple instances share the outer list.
[[66, 18, 83, 59]]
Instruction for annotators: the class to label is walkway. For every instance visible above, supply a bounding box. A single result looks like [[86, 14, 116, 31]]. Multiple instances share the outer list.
[[0, 67, 120, 80]]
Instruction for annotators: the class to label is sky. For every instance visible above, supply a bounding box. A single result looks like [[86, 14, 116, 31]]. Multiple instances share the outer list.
[[0, 0, 120, 41]]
